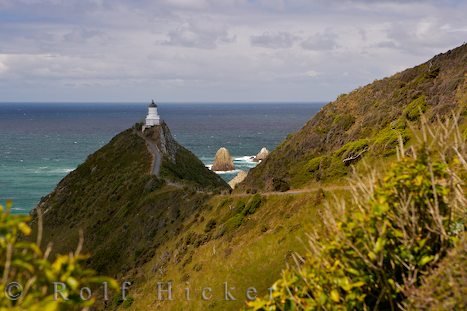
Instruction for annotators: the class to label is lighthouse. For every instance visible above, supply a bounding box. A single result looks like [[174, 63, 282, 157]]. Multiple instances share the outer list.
[[145, 100, 161, 128]]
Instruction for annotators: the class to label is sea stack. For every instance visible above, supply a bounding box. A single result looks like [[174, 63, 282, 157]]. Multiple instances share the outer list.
[[254, 147, 269, 162], [228, 170, 248, 189], [212, 147, 235, 171]]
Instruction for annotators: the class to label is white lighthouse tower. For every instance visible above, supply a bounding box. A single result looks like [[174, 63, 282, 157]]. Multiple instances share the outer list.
[[144, 100, 161, 129]]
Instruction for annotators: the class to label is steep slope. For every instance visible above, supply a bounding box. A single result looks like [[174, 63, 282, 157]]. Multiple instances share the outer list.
[[239, 44, 466, 192], [31, 122, 228, 275]]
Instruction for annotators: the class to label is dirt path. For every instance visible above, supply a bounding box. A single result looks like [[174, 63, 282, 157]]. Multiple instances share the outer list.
[[136, 130, 161, 177], [229, 185, 351, 198]]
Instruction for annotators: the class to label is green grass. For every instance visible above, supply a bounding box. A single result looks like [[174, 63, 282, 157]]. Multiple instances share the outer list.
[[123, 189, 350, 310]]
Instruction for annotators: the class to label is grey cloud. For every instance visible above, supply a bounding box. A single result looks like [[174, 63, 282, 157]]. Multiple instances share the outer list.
[[385, 19, 464, 53], [250, 32, 299, 49], [374, 40, 397, 48], [0, 0, 465, 102], [63, 28, 107, 43], [163, 21, 235, 49], [301, 32, 338, 51]]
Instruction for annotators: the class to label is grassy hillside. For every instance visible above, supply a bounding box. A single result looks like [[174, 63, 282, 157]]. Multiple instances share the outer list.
[[239, 44, 466, 192], [31, 124, 228, 277], [118, 189, 349, 310]]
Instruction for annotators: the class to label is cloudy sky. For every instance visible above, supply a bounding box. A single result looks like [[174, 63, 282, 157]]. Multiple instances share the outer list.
[[0, 0, 465, 102]]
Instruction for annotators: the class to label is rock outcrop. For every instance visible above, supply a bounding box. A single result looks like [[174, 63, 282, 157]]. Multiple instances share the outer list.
[[228, 170, 248, 189], [212, 147, 235, 171], [254, 147, 269, 162]]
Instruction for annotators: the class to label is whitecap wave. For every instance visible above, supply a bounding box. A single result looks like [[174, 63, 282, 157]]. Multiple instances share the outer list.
[[213, 169, 241, 174], [11, 207, 28, 211], [29, 167, 74, 174], [234, 155, 256, 162]]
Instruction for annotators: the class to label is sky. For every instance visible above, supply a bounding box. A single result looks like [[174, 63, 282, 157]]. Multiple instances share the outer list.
[[0, 0, 465, 103]]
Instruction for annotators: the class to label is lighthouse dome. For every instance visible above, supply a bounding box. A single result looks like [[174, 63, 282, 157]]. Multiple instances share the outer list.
[[149, 100, 157, 108]]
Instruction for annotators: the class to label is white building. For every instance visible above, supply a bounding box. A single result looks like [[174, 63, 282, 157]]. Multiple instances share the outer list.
[[145, 100, 161, 127]]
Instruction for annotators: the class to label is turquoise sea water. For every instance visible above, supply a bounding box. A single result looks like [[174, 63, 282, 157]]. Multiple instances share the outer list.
[[0, 103, 323, 213]]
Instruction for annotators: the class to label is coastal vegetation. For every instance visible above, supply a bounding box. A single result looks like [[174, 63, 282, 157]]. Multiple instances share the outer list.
[[15, 44, 465, 310], [248, 117, 466, 310], [0, 201, 117, 310]]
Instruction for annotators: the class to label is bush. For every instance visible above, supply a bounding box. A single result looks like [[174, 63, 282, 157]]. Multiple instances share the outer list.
[[272, 179, 290, 192], [306, 156, 326, 173], [372, 127, 409, 156], [223, 214, 244, 233], [334, 139, 370, 159], [332, 114, 355, 131], [404, 95, 427, 121], [243, 194, 262, 216], [248, 117, 466, 310], [306, 155, 347, 181], [0, 202, 118, 310], [204, 219, 217, 233]]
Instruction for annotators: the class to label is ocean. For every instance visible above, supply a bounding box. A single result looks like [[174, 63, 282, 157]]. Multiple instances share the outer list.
[[0, 102, 323, 213]]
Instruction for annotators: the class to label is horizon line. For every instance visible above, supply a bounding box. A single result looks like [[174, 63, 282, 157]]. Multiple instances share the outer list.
[[0, 101, 329, 105]]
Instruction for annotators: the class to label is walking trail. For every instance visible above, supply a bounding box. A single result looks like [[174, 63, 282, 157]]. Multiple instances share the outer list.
[[135, 130, 161, 177]]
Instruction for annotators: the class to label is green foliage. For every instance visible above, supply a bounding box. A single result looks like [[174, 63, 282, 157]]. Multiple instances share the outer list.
[[404, 95, 427, 121], [243, 194, 262, 216], [272, 179, 290, 192], [122, 296, 135, 308], [0, 201, 117, 311], [305, 155, 347, 182], [332, 114, 355, 131], [248, 121, 466, 310], [223, 214, 244, 233], [334, 139, 370, 159], [218, 195, 263, 236], [372, 127, 409, 156], [306, 156, 326, 173]]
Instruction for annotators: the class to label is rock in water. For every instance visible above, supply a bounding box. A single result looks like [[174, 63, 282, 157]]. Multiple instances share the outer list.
[[228, 170, 248, 189], [212, 147, 234, 171], [254, 147, 269, 162]]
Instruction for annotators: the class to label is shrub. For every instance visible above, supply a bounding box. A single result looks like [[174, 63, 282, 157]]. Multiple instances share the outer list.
[[242, 194, 262, 216], [306, 155, 347, 181], [272, 179, 290, 192], [332, 114, 355, 131], [306, 156, 326, 173], [372, 127, 409, 156], [224, 214, 244, 233], [0, 202, 118, 310], [248, 116, 466, 310], [404, 95, 427, 121], [334, 139, 370, 160], [204, 219, 217, 233]]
